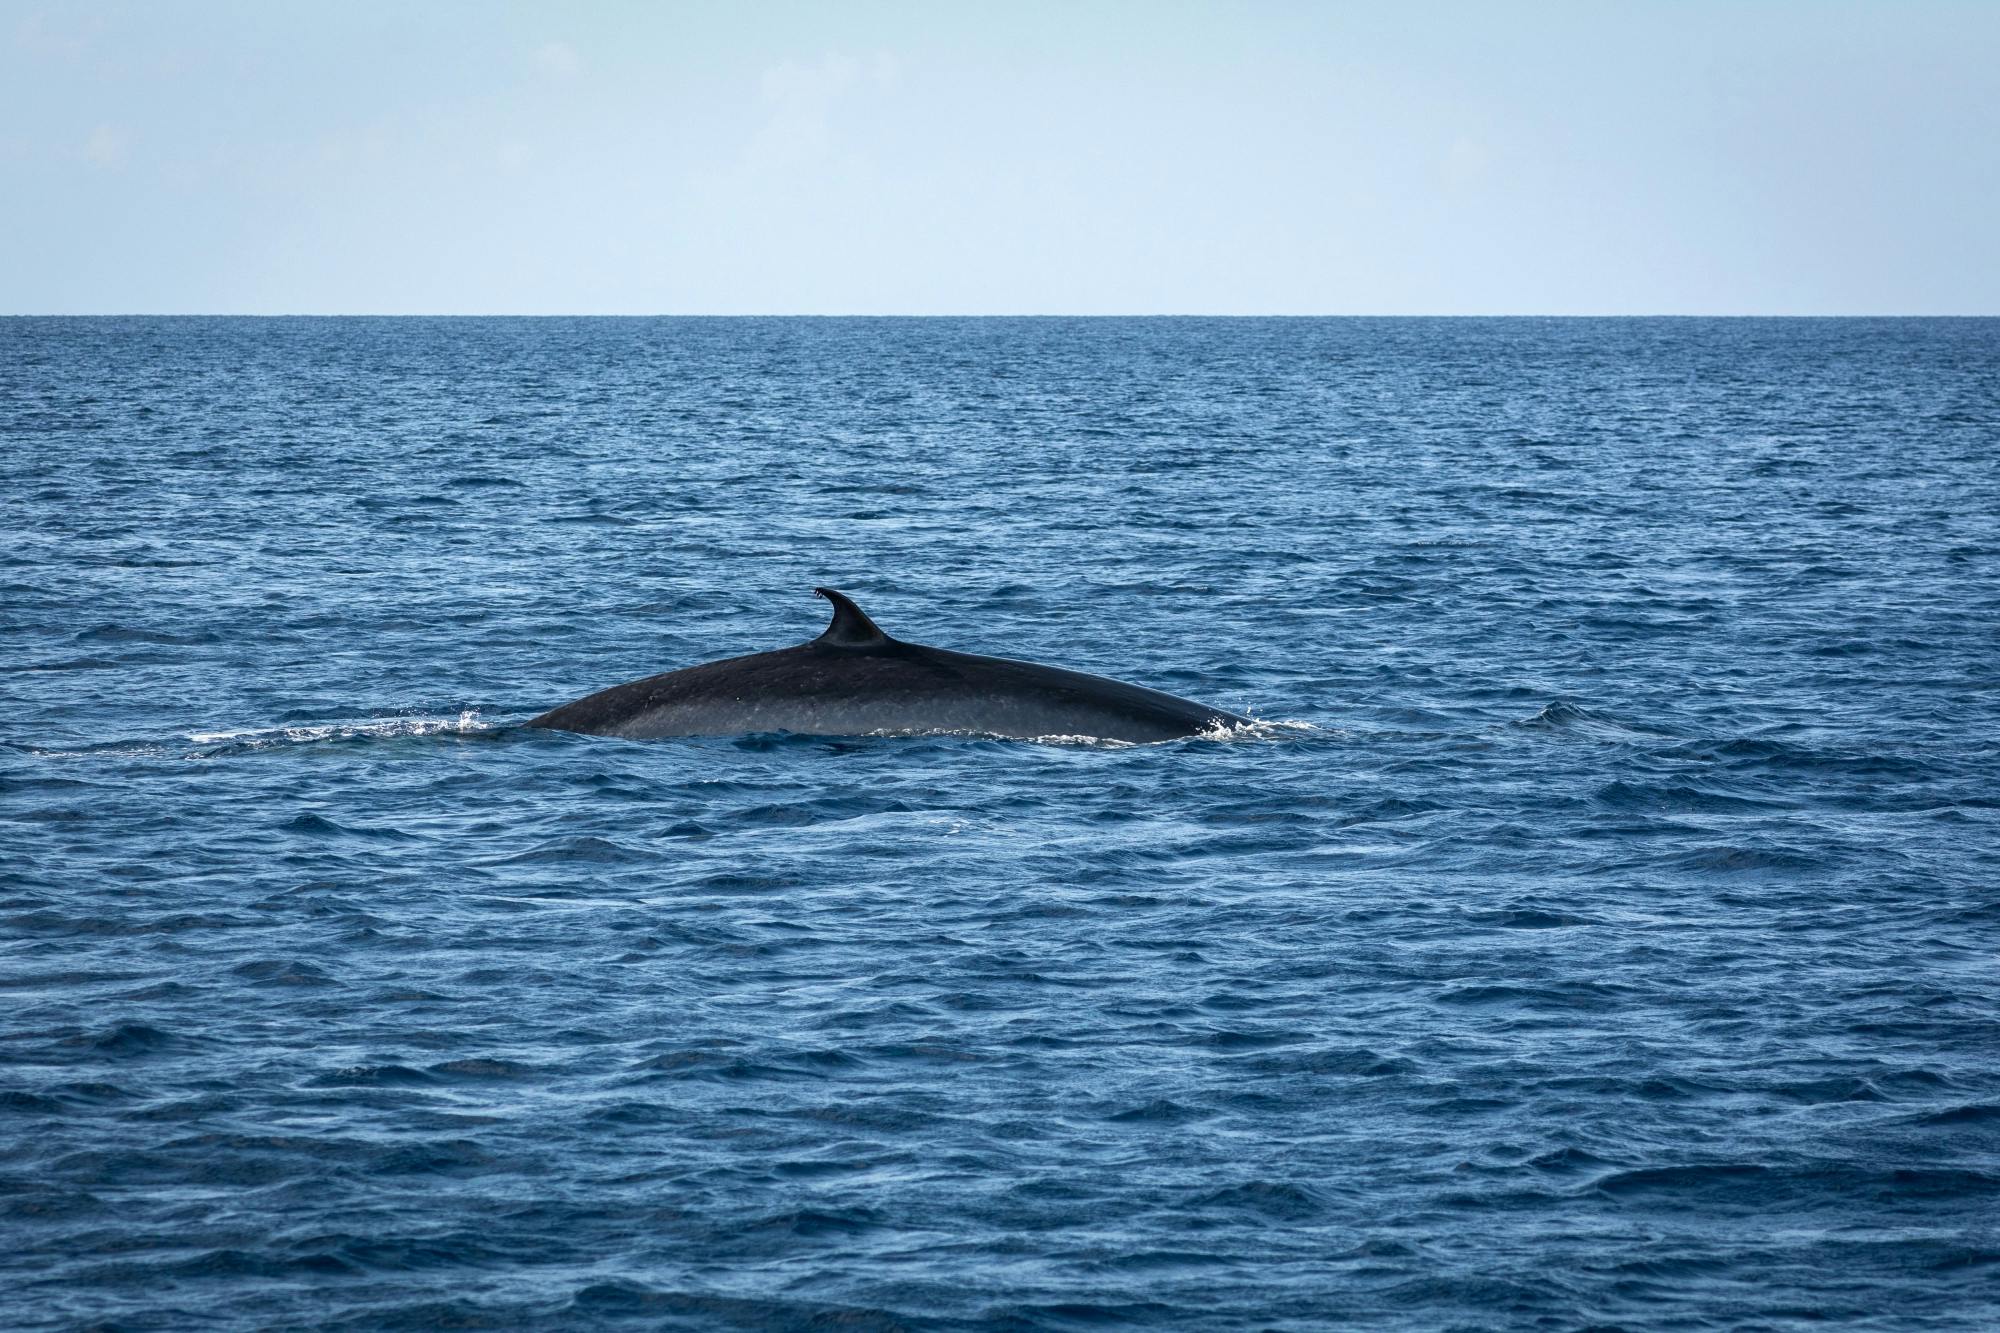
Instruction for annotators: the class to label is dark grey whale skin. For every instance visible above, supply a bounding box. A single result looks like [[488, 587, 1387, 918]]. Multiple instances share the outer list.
[[526, 588, 1250, 743]]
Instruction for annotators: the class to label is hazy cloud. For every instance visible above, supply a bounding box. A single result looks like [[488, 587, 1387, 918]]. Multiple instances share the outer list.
[[749, 51, 897, 163], [533, 41, 582, 79], [15, 9, 103, 59], [1441, 135, 1494, 189], [82, 124, 127, 167]]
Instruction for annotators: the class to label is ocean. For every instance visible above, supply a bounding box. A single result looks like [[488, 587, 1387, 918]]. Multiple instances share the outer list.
[[3, 316, 1997, 1329]]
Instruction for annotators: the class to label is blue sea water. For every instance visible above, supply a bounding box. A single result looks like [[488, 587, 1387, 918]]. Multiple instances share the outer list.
[[2, 316, 1998, 1330]]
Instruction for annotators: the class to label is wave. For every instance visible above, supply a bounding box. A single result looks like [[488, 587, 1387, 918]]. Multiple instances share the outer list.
[[24, 711, 506, 761], [187, 711, 503, 750]]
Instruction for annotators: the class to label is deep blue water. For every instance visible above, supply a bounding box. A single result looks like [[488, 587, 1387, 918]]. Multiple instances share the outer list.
[[3, 317, 1998, 1330]]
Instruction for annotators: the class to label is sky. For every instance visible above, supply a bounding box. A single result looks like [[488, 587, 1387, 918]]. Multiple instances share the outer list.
[[2, 0, 1996, 315]]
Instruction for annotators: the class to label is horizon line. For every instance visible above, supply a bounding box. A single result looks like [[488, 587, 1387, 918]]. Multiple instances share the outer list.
[[6, 312, 1998, 320]]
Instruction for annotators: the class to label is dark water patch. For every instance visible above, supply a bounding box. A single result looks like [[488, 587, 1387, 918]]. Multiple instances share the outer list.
[[0, 1090, 68, 1115], [566, 1281, 912, 1330], [72, 623, 221, 646], [0, 968, 148, 990], [1104, 1097, 1211, 1125], [1590, 1163, 2000, 1207], [492, 835, 657, 866], [158, 1246, 365, 1280], [1911, 1103, 2000, 1127], [1593, 780, 1795, 815], [1, 655, 128, 672], [276, 812, 418, 842], [1461, 905, 1599, 930], [1186, 1180, 1330, 1219], [306, 1063, 439, 1088], [444, 473, 527, 490], [1668, 736, 1942, 781], [1223, 1045, 1415, 1078], [1435, 980, 1639, 1011], [231, 958, 342, 987], [1771, 1076, 1891, 1105], [430, 1057, 538, 1080], [54, 1021, 197, 1059], [1660, 844, 1830, 874]]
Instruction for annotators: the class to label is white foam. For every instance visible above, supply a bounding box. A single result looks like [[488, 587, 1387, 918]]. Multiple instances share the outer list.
[[186, 710, 497, 748], [1194, 715, 1322, 742], [840, 716, 1320, 747]]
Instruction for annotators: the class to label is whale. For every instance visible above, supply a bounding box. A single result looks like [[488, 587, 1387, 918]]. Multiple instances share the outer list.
[[526, 588, 1251, 743]]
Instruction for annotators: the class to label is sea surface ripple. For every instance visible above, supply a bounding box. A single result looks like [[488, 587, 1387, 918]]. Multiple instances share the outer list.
[[3, 317, 1998, 1330]]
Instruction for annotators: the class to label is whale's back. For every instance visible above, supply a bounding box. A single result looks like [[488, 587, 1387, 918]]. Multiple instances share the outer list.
[[527, 636, 1239, 742]]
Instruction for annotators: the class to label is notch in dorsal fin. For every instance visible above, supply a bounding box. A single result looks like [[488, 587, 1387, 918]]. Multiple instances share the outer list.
[[813, 587, 890, 648]]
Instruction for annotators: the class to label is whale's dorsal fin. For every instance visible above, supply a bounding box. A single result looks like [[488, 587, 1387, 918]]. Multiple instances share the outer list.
[[813, 587, 891, 648]]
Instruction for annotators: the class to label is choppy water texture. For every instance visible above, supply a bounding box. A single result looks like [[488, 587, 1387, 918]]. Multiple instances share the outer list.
[[3, 317, 1999, 1330]]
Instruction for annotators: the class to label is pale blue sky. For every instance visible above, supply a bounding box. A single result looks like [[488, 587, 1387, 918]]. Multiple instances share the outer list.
[[3, 1, 1995, 314]]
